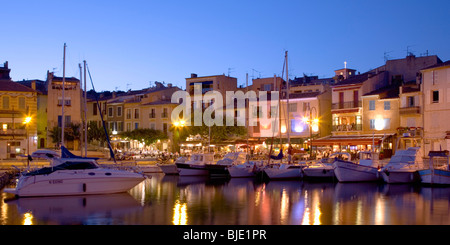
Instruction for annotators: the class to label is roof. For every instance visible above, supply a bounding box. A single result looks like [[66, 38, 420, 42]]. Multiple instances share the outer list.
[[51, 76, 80, 82], [0, 80, 37, 93], [421, 60, 450, 71], [363, 85, 399, 99], [17, 79, 47, 94], [141, 100, 178, 106], [332, 73, 369, 87]]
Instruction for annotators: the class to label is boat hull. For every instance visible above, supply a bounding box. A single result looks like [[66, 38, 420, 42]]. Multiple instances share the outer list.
[[333, 160, 380, 182], [205, 164, 230, 177], [4, 169, 145, 197], [228, 165, 256, 178], [176, 163, 209, 176], [380, 169, 420, 183], [264, 167, 303, 180], [303, 167, 335, 179], [418, 169, 450, 185], [158, 164, 180, 175]]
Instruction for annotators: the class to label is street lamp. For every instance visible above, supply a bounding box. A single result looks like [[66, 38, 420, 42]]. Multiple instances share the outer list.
[[302, 106, 319, 160], [23, 116, 32, 168]]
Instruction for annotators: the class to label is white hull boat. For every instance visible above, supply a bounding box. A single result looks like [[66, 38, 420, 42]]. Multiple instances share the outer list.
[[303, 152, 350, 180], [380, 147, 424, 183], [263, 164, 304, 180], [4, 158, 145, 197], [419, 151, 450, 185], [228, 161, 262, 178], [333, 151, 381, 182], [175, 153, 215, 176]]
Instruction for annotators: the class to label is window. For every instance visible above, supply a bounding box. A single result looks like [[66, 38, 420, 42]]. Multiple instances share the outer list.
[[18, 97, 25, 110], [288, 103, 297, 112], [93, 103, 98, 115], [134, 122, 139, 129], [384, 101, 390, 110], [162, 108, 168, 118], [263, 84, 272, 91], [149, 108, 156, 118], [117, 106, 122, 117], [108, 107, 113, 117], [303, 102, 310, 112], [118, 122, 123, 131], [369, 100, 375, 110], [407, 96, 415, 107], [126, 109, 132, 119], [134, 109, 140, 119], [369, 119, 375, 129], [2, 96, 9, 109], [126, 123, 131, 131], [432, 90, 439, 103], [150, 123, 155, 130], [163, 123, 167, 133]]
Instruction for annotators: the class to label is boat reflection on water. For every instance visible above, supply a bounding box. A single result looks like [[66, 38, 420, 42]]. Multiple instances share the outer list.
[[3, 173, 450, 225], [4, 193, 142, 225]]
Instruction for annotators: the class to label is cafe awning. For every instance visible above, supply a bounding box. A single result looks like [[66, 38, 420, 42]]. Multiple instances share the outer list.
[[311, 134, 393, 146]]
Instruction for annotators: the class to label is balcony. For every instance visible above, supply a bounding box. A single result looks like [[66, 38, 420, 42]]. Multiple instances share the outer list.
[[0, 129, 27, 136], [332, 124, 362, 132], [399, 106, 420, 115], [332, 101, 362, 110]]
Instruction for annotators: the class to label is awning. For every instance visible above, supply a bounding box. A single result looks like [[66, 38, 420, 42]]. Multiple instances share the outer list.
[[311, 134, 393, 146]]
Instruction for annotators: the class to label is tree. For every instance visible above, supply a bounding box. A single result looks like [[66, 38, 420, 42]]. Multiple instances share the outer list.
[[120, 128, 167, 146]]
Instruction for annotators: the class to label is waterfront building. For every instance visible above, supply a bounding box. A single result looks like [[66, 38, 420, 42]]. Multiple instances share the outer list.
[[45, 71, 82, 149], [421, 60, 450, 153], [0, 62, 38, 159]]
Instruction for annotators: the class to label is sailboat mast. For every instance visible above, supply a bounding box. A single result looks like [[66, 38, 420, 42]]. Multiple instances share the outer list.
[[285, 51, 291, 163], [79, 63, 83, 157], [84, 60, 88, 157], [61, 43, 66, 147], [246, 73, 249, 156]]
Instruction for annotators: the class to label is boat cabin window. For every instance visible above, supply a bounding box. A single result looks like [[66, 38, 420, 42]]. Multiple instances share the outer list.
[[58, 161, 99, 170]]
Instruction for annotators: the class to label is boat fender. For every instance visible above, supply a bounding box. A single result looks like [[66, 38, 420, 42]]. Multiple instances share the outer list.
[[83, 183, 87, 192]]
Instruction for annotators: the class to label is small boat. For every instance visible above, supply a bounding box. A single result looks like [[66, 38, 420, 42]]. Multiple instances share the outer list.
[[158, 157, 187, 175], [333, 151, 381, 182], [418, 150, 450, 185], [228, 160, 263, 178], [263, 162, 306, 180], [205, 152, 247, 177], [3, 157, 145, 197], [176, 153, 215, 176], [303, 152, 350, 180], [380, 147, 424, 183]]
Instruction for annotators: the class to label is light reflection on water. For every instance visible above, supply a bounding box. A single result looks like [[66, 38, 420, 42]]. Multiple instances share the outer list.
[[2, 173, 450, 225]]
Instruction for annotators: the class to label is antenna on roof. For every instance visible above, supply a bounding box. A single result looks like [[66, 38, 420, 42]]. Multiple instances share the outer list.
[[126, 83, 132, 91], [383, 51, 393, 62], [227, 68, 234, 76]]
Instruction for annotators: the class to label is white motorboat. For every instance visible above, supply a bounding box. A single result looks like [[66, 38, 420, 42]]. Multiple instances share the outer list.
[[205, 152, 247, 177], [380, 147, 424, 183], [158, 157, 187, 175], [303, 152, 351, 180], [175, 153, 215, 176], [3, 157, 145, 197], [263, 162, 306, 180], [333, 151, 381, 182], [419, 151, 450, 185]]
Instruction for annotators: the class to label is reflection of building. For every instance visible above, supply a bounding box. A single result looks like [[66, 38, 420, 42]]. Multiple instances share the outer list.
[[421, 60, 450, 153], [0, 62, 38, 159]]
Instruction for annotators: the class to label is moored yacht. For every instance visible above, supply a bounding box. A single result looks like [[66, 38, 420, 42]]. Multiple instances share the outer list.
[[380, 147, 424, 183], [175, 153, 215, 176], [303, 152, 350, 180], [205, 152, 247, 177], [4, 157, 145, 197], [333, 151, 381, 182]]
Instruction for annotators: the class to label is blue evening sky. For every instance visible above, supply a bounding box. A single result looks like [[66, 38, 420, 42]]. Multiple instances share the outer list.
[[1, 0, 449, 91]]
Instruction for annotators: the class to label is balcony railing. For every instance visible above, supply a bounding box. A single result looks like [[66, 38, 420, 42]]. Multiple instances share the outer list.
[[0, 129, 27, 136], [399, 106, 420, 115], [332, 101, 362, 110], [332, 124, 362, 132]]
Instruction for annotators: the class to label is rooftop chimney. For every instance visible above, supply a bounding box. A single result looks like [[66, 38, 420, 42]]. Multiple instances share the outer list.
[[191, 73, 197, 78]]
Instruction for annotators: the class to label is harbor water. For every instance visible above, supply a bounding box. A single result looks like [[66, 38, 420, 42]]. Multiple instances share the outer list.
[[1, 173, 450, 225]]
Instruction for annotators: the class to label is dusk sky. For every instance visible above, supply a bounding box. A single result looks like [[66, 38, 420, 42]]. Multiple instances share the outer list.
[[2, 0, 449, 91]]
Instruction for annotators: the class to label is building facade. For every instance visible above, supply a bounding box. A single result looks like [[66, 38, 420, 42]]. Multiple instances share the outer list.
[[0, 62, 38, 159]]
